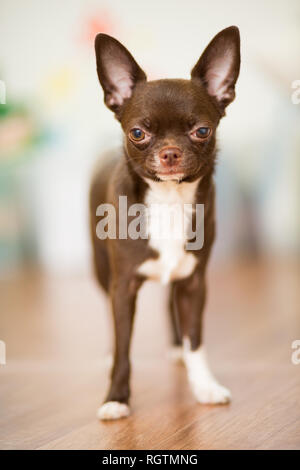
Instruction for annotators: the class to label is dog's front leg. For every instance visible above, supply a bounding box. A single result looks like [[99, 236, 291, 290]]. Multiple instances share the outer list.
[[97, 276, 141, 420], [174, 271, 231, 404]]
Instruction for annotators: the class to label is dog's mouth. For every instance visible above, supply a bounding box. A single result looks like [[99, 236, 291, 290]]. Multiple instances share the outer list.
[[156, 170, 185, 182]]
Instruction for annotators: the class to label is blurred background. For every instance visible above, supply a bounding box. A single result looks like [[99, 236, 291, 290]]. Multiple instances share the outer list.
[[0, 0, 299, 277]]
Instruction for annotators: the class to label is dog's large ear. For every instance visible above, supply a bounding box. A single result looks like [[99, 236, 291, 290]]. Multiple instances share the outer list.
[[95, 34, 146, 117], [191, 26, 240, 114]]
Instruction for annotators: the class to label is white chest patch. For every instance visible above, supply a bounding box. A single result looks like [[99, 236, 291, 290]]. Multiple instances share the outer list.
[[137, 178, 200, 284]]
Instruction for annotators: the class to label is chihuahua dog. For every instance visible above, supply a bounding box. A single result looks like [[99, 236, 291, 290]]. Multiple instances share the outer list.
[[90, 26, 240, 420]]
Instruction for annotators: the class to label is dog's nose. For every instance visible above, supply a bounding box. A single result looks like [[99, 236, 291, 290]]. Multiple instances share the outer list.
[[158, 146, 182, 167]]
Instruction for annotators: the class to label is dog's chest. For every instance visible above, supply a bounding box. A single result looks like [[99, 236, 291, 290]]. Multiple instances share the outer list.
[[137, 179, 199, 284]]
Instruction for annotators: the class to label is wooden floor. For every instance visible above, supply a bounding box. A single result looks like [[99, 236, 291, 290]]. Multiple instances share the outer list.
[[0, 260, 299, 450]]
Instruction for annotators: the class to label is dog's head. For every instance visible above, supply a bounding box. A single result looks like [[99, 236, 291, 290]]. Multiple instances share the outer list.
[[95, 27, 240, 182]]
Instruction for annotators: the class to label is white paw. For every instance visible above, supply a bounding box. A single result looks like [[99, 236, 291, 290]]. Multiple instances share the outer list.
[[191, 380, 231, 404], [97, 401, 130, 420], [167, 346, 184, 364]]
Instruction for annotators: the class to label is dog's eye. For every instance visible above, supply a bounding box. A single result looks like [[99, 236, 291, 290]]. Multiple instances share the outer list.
[[196, 127, 210, 137], [191, 127, 211, 140], [129, 128, 145, 141]]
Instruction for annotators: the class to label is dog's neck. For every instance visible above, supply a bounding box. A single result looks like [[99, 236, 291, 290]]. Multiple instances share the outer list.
[[143, 177, 201, 205], [123, 146, 216, 203]]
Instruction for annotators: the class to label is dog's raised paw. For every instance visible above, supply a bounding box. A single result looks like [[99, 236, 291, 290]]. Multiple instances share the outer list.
[[97, 401, 130, 420], [192, 381, 231, 404]]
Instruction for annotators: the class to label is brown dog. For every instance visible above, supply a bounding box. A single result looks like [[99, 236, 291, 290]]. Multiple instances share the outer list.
[[90, 27, 240, 420]]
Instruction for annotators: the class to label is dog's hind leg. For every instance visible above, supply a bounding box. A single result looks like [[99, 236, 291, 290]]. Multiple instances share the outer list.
[[92, 238, 110, 293], [167, 283, 184, 363]]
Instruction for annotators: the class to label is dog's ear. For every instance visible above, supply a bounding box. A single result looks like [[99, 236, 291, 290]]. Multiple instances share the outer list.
[[191, 26, 240, 114], [95, 34, 146, 117]]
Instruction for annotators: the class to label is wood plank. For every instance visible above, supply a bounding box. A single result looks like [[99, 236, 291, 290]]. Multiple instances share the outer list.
[[0, 261, 299, 449]]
